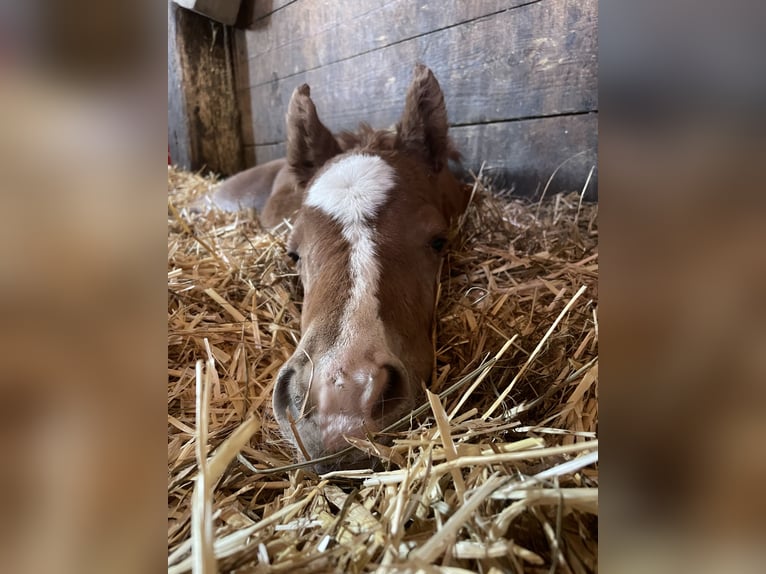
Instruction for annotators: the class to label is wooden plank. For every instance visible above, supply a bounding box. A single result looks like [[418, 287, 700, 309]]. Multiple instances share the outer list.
[[173, 0, 242, 25], [244, 114, 597, 199], [171, 4, 244, 176], [247, 142, 287, 165], [240, 0, 597, 146], [236, 0, 299, 27], [168, 1, 191, 169], [233, 26, 256, 151], [232, 27, 250, 90], [450, 113, 598, 198], [240, 0, 532, 87]]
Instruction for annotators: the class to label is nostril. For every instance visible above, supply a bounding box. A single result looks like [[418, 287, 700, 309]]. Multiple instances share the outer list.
[[273, 367, 295, 421], [372, 364, 409, 420]]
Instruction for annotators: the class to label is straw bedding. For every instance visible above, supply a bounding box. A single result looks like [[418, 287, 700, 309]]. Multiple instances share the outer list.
[[168, 165, 598, 573]]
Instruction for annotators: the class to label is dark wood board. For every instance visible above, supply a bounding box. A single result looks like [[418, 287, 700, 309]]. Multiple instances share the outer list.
[[238, 0, 535, 87], [168, 1, 191, 170], [244, 112, 597, 198], [247, 142, 286, 166], [169, 4, 244, 176], [451, 113, 598, 198], [236, 0, 299, 28], [239, 0, 597, 146]]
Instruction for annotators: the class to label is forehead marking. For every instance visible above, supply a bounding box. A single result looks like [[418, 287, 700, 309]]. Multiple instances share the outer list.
[[304, 154, 396, 355], [305, 154, 395, 225]]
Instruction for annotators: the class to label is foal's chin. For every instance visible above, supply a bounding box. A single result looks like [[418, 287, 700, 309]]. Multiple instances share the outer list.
[[281, 406, 413, 474], [310, 451, 384, 475]]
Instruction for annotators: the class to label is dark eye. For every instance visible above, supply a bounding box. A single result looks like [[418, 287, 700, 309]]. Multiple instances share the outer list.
[[287, 251, 300, 263], [429, 236, 448, 253]]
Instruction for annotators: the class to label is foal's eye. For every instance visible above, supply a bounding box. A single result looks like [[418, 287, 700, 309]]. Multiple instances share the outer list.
[[287, 251, 300, 263], [429, 236, 448, 253]]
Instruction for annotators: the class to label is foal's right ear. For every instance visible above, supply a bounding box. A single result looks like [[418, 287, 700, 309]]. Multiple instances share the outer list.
[[286, 84, 342, 186]]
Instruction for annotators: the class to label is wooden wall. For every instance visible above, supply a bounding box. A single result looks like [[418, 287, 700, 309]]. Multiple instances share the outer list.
[[168, 1, 244, 176], [232, 0, 598, 197]]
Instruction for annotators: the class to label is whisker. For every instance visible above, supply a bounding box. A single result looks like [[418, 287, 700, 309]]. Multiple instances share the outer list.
[[285, 409, 311, 462], [298, 349, 314, 420]]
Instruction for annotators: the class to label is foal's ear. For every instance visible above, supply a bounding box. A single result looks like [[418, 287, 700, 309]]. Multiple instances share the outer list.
[[286, 84, 342, 186], [397, 64, 449, 173]]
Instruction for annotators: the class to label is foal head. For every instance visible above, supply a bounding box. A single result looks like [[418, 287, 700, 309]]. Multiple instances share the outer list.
[[273, 65, 469, 471]]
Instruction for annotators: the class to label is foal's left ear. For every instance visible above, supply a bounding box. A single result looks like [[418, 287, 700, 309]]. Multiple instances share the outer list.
[[396, 64, 449, 173], [286, 84, 342, 186]]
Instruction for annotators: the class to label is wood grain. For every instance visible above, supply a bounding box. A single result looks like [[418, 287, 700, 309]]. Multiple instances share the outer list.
[[239, 0, 597, 145], [237, 0, 298, 28], [170, 4, 244, 175], [238, 0, 535, 87], [231, 0, 597, 196], [451, 113, 598, 198], [244, 113, 597, 198], [168, 2, 191, 170]]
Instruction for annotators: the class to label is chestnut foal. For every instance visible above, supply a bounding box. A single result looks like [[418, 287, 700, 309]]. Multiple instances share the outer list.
[[217, 66, 469, 471]]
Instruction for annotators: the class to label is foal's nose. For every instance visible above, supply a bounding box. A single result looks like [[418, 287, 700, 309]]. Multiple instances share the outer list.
[[315, 359, 409, 423], [302, 357, 409, 457], [369, 363, 409, 420]]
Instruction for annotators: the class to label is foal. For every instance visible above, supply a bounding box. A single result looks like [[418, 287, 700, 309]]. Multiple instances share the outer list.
[[270, 66, 469, 471], [211, 66, 468, 469]]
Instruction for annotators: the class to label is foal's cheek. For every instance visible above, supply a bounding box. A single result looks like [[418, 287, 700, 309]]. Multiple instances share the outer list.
[[296, 261, 311, 293]]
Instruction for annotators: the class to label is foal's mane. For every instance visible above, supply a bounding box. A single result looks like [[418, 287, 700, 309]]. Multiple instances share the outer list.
[[336, 123, 462, 164]]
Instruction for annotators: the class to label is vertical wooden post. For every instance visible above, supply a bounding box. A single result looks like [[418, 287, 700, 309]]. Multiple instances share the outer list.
[[167, 1, 244, 176]]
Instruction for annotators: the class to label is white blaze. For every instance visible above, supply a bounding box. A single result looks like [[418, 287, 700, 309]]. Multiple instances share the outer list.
[[305, 154, 395, 330], [304, 154, 400, 439]]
